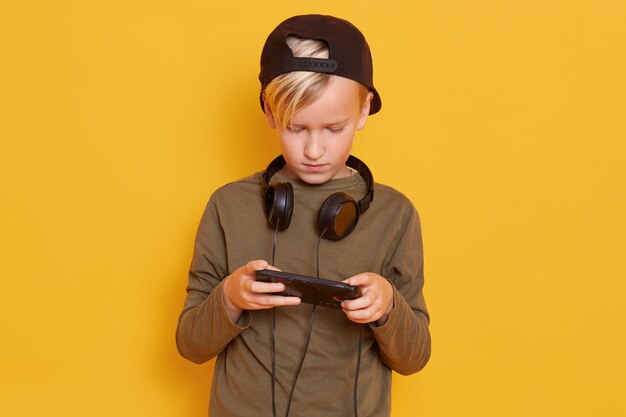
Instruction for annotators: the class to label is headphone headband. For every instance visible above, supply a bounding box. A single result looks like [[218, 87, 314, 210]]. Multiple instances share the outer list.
[[262, 155, 374, 240], [262, 155, 374, 210]]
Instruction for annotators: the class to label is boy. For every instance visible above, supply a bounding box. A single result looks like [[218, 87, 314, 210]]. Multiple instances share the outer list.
[[176, 14, 430, 417]]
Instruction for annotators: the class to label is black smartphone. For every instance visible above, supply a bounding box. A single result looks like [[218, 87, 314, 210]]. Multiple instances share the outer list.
[[255, 269, 360, 308]]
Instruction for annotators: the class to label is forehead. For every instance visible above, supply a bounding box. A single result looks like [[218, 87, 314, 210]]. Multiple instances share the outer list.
[[291, 76, 363, 124]]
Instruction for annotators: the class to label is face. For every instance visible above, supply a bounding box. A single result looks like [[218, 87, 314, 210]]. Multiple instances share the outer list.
[[265, 76, 373, 184]]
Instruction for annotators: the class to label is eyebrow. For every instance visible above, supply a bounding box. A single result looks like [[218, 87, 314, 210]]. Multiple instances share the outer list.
[[290, 116, 352, 129], [325, 117, 351, 126]]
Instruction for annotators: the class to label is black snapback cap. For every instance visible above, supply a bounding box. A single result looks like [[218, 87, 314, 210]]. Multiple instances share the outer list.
[[259, 14, 382, 115]]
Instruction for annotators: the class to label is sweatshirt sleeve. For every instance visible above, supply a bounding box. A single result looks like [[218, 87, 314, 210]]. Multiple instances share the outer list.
[[175, 197, 252, 364], [371, 203, 431, 375]]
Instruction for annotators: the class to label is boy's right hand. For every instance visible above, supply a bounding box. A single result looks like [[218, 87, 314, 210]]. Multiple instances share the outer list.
[[222, 260, 301, 323]]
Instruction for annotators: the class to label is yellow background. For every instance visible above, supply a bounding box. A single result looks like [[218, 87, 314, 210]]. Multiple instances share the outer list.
[[1, 1, 625, 416]]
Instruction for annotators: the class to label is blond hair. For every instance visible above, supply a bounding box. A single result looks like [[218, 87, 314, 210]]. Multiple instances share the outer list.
[[263, 36, 368, 127]]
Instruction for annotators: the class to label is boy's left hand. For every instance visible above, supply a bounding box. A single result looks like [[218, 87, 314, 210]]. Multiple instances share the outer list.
[[341, 273, 394, 326]]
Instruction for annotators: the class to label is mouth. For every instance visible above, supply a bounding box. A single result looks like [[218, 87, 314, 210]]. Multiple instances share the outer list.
[[303, 163, 326, 171]]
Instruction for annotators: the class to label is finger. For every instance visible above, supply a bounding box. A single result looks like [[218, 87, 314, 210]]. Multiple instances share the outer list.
[[250, 295, 301, 309], [246, 259, 269, 274], [344, 273, 371, 287], [341, 293, 373, 311], [250, 281, 286, 294], [343, 309, 374, 324], [344, 304, 383, 323], [342, 296, 385, 321], [269, 295, 301, 307]]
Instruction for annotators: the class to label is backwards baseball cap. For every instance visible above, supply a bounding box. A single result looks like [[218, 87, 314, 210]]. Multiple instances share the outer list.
[[259, 14, 382, 115]]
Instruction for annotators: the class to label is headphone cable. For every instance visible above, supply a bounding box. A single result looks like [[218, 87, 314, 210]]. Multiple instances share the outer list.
[[353, 325, 363, 417], [283, 226, 326, 416], [271, 221, 279, 417], [269, 225, 361, 417], [269, 227, 327, 417]]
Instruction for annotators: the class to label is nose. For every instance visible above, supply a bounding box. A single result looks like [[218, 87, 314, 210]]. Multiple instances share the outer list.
[[304, 131, 324, 160]]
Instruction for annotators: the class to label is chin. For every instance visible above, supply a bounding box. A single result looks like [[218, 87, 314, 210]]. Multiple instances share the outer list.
[[295, 172, 332, 185]]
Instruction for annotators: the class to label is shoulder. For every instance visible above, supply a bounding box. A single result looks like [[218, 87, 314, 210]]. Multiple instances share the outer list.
[[373, 182, 416, 209], [210, 172, 263, 202], [201, 172, 266, 220], [370, 181, 422, 224]]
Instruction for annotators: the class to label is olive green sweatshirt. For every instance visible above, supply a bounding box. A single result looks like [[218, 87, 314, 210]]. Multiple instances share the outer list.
[[176, 170, 430, 417]]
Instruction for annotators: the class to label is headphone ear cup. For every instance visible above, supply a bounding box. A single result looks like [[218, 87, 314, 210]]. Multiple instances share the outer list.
[[318, 192, 360, 240], [264, 182, 294, 230]]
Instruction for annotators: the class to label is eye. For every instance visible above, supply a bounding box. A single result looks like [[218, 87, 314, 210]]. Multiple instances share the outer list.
[[286, 126, 304, 134], [327, 126, 345, 133]]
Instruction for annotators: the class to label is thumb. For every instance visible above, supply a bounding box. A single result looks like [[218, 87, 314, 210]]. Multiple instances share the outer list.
[[246, 259, 269, 274]]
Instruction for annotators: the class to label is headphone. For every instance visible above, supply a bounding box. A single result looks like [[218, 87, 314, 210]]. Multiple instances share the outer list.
[[262, 155, 374, 240]]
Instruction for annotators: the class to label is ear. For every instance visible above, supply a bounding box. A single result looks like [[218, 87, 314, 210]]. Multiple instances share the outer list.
[[357, 91, 374, 131], [262, 95, 277, 129]]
